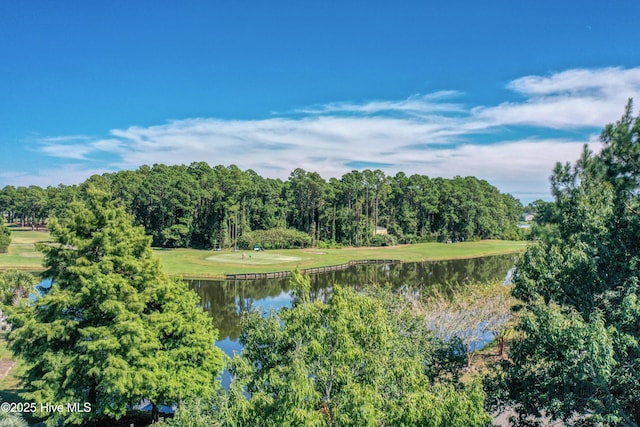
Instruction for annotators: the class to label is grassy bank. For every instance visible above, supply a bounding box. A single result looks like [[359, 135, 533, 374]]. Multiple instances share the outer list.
[[0, 229, 527, 279]]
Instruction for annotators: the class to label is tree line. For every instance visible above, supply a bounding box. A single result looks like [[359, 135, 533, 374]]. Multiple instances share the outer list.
[[0, 165, 523, 249]]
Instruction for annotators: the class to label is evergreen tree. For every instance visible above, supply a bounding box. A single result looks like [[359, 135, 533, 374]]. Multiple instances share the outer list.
[[7, 187, 223, 425], [497, 101, 640, 426]]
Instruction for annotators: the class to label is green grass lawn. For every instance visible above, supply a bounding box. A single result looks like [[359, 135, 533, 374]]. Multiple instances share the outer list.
[[0, 228, 528, 279], [0, 337, 24, 398], [0, 338, 46, 426], [155, 240, 528, 279], [0, 229, 49, 272]]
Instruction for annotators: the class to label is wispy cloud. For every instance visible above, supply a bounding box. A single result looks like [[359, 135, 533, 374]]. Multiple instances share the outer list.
[[295, 91, 466, 116], [22, 66, 640, 202], [38, 135, 125, 161]]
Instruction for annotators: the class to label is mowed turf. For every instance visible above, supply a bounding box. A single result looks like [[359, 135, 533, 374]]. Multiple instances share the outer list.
[[205, 252, 303, 264], [0, 228, 49, 271], [0, 228, 528, 278], [155, 240, 528, 278]]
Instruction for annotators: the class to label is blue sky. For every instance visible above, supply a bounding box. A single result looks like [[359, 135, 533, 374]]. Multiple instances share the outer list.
[[2, 1, 640, 203]]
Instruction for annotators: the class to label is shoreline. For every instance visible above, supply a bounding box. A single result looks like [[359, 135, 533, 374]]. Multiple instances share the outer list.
[[0, 249, 525, 281], [173, 248, 525, 280]]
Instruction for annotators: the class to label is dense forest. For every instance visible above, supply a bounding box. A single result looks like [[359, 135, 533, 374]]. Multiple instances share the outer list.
[[0, 166, 522, 249]]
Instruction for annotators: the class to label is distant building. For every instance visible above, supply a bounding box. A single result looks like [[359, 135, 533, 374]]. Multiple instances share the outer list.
[[524, 214, 535, 222], [375, 226, 388, 235]]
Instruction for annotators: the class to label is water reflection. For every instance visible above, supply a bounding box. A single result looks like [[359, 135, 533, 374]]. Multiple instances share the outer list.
[[190, 254, 519, 342]]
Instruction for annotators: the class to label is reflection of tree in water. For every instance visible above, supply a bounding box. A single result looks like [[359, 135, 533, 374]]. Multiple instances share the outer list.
[[414, 254, 520, 290], [190, 254, 520, 340], [308, 254, 519, 291], [191, 277, 289, 340]]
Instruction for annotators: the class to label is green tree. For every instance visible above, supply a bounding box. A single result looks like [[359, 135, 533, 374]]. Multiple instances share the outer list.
[[497, 101, 640, 425], [0, 270, 37, 309], [7, 188, 223, 425], [237, 228, 312, 249], [45, 184, 79, 218], [285, 168, 326, 244], [0, 186, 18, 224], [0, 220, 10, 253], [195, 276, 491, 427]]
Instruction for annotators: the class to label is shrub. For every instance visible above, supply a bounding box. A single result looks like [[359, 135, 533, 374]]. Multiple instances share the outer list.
[[238, 228, 312, 249], [369, 234, 398, 247]]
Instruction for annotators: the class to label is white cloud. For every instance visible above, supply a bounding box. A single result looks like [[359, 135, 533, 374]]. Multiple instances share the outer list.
[[472, 96, 618, 129], [38, 135, 91, 143], [40, 143, 93, 160], [475, 67, 640, 129], [507, 67, 640, 97], [295, 91, 466, 116], [22, 66, 640, 202]]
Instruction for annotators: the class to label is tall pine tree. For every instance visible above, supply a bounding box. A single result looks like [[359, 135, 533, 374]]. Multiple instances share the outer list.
[[498, 101, 640, 425], [8, 187, 223, 425]]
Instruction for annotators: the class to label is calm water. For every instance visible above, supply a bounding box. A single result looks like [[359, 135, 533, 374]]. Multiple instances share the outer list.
[[190, 254, 519, 354], [34, 254, 517, 389]]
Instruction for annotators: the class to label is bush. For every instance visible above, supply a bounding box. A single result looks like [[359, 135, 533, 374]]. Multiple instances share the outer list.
[[317, 240, 344, 249], [369, 234, 398, 247], [238, 228, 312, 249]]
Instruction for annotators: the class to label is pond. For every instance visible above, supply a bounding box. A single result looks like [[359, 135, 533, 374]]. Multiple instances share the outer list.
[[190, 254, 519, 376], [33, 254, 518, 389]]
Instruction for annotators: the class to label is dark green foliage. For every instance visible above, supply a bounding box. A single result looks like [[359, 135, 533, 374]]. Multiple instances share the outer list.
[[498, 101, 640, 426], [0, 184, 78, 227], [368, 233, 397, 247], [0, 221, 10, 253], [237, 227, 312, 249], [7, 187, 223, 425], [0, 270, 37, 308]]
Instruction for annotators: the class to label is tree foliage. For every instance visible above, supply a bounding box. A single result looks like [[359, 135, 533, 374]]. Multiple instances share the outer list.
[[166, 277, 492, 427], [498, 101, 640, 426], [237, 227, 312, 249], [0, 220, 10, 253], [0, 165, 522, 249], [7, 187, 224, 425], [0, 270, 37, 314]]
